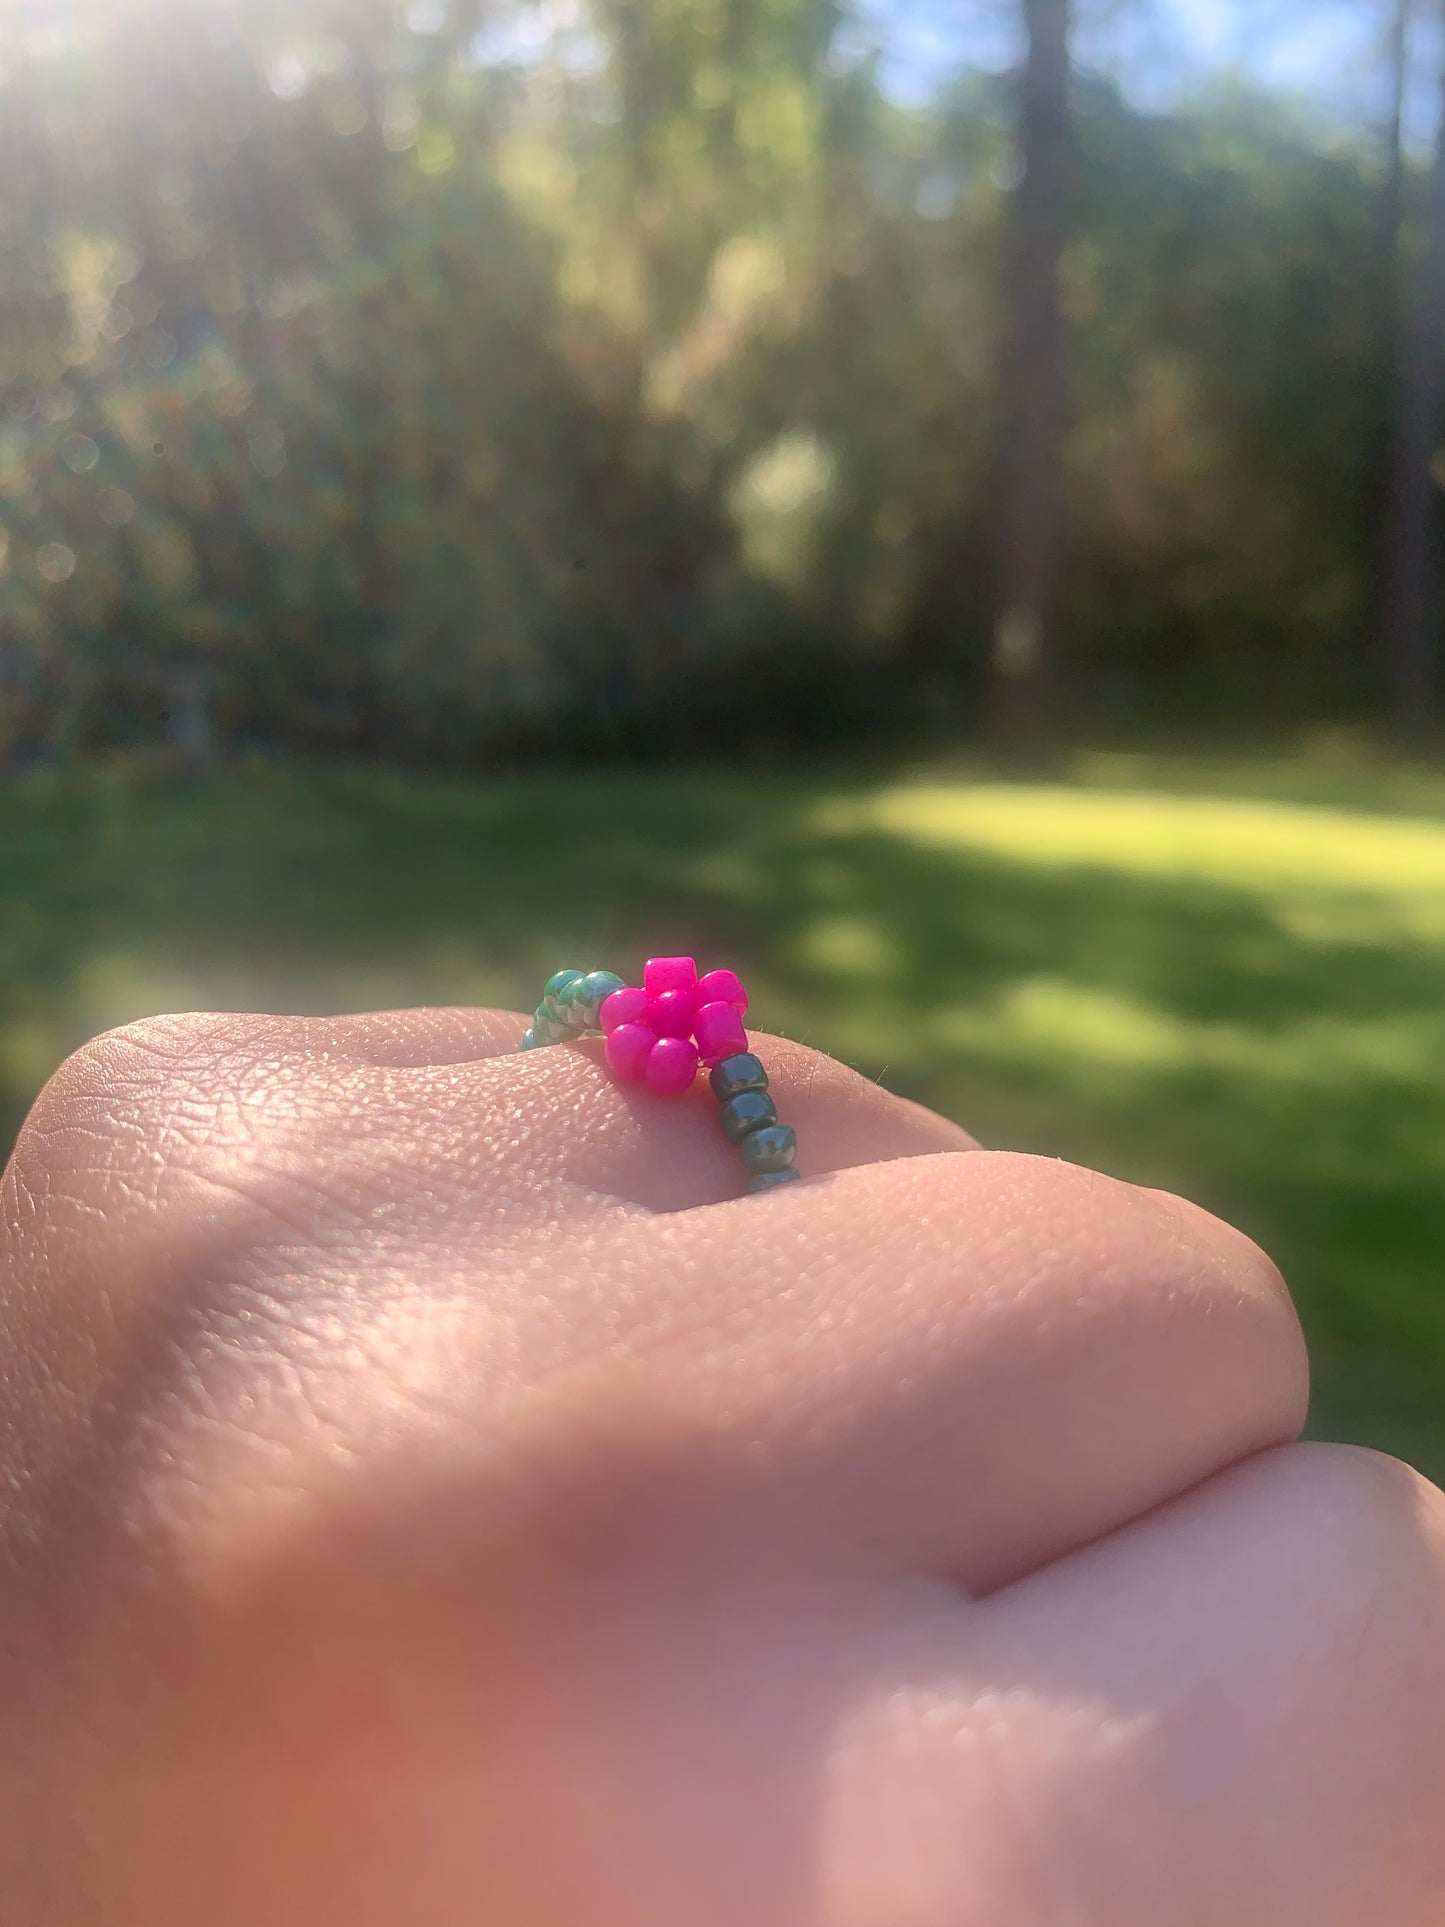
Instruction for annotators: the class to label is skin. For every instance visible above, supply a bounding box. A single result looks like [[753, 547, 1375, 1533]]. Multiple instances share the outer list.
[[0, 1008, 1442, 1926]]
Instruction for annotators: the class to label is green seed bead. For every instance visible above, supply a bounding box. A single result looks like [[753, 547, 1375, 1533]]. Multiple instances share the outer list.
[[717, 1088, 777, 1143], [544, 969, 586, 1019], [710, 1052, 768, 1103], [749, 1165, 802, 1194], [739, 1123, 796, 1174]]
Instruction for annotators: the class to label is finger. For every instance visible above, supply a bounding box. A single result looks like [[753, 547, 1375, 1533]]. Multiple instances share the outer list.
[[1, 1017, 968, 1351], [560, 1149, 1308, 1592], [822, 1445, 1445, 1927], [504, 1031, 977, 1211], [68, 1138, 1301, 1601], [0, 1018, 971, 1496], [7, 1017, 971, 1252], [292, 1021, 978, 1201], [317, 1007, 534, 1066]]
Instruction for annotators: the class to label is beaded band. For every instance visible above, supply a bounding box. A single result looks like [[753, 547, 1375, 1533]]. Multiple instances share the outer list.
[[521, 957, 801, 1195]]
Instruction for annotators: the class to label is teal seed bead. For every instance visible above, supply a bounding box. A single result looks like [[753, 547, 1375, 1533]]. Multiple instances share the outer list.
[[739, 1123, 796, 1174], [579, 970, 625, 1022], [749, 1165, 802, 1193], [717, 1088, 777, 1143], [710, 1052, 768, 1103], [534, 1005, 566, 1044], [555, 974, 596, 1026], [544, 969, 587, 1019], [521, 1027, 537, 1050]]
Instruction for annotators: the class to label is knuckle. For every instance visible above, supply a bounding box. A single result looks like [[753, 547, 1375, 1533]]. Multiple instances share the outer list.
[[73, 1010, 276, 1091], [16, 1013, 282, 1147], [1262, 1443, 1445, 1594], [4, 1013, 318, 1250], [1318, 1443, 1445, 1539]]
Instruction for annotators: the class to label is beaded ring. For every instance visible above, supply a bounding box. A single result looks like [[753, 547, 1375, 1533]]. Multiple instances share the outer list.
[[521, 956, 801, 1194]]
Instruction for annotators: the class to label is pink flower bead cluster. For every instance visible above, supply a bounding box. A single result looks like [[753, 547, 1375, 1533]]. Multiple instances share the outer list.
[[599, 956, 750, 1096]]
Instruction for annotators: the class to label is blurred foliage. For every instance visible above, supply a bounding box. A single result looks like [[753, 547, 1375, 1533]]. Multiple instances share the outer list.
[[0, 0, 1420, 760], [4, 754, 1444, 1476]]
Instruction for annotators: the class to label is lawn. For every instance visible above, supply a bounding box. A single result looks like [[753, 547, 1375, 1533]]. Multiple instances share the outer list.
[[4, 752, 1443, 1479]]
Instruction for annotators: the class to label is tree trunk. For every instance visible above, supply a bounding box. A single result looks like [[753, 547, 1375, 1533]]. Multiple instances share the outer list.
[[165, 662, 216, 775], [1383, 2, 1445, 740], [1383, 0, 1412, 258], [1368, 0, 1412, 687], [990, 0, 1072, 747]]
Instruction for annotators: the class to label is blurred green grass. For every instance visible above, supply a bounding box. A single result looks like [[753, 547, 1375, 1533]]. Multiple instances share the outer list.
[[3, 754, 1443, 1478]]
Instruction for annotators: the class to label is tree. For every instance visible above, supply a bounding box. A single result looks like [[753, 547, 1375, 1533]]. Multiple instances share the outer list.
[[990, 0, 1073, 745], [0, 0, 1430, 763]]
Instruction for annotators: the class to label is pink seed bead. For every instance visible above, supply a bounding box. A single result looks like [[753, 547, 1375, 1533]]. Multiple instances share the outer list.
[[695, 967, 748, 1014], [693, 999, 748, 1066], [599, 985, 648, 1034], [644, 1035, 699, 1096], [647, 988, 695, 1038], [644, 955, 697, 999], [604, 1021, 654, 1084]]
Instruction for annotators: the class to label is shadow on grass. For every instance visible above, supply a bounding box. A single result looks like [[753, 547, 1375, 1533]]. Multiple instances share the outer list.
[[3, 763, 1442, 1475]]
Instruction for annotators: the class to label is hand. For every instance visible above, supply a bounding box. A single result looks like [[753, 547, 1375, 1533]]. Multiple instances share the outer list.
[[1, 1011, 1442, 1926]]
